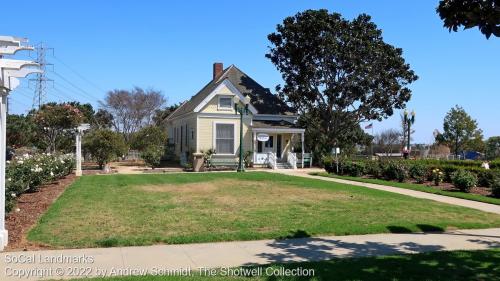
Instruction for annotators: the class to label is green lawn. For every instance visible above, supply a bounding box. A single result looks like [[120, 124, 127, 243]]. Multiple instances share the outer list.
[[29, 172, 500, 248], [65, 249, 500, 281], [312, 172, 500, 205]]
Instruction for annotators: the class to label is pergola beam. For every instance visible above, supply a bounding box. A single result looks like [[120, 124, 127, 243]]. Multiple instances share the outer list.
[[0, 35, 41, 251]]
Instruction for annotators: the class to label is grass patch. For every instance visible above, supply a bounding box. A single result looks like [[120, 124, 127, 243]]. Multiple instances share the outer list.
[[312, 172, 500, 205], [29, 172, 500, 248], [65, 249, 500, 281]]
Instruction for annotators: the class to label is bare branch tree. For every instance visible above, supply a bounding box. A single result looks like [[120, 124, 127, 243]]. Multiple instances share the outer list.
[[99, 87, 166, 142], [375, 129, 402, 156]]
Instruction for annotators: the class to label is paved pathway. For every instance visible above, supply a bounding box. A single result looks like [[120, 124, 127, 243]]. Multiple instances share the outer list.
[[1, 228, 499, 280], [273, 169, 500, 215]]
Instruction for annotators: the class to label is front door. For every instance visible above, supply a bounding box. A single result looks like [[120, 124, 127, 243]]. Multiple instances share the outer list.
[[263, 135, 274, 153], [276, 134, 282, 159]]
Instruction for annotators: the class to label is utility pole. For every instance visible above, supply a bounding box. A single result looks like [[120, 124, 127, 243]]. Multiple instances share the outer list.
[[29, 42, 53, 109]]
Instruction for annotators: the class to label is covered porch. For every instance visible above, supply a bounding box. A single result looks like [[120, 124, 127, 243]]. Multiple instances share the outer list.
[[250, 120, 309, 169]]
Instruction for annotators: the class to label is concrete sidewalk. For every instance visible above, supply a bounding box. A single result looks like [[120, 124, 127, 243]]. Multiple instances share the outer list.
[[273, 169, 500, 215], [1, 228, 499, 280]]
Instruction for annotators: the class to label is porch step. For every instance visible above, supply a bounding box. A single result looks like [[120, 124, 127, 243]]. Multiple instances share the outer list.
[[275, 162, 293, 169]]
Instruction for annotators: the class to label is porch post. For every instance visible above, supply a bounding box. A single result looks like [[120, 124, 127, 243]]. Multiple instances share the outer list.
[[301, 132, 305, 168], [252, 132, 256, 163]]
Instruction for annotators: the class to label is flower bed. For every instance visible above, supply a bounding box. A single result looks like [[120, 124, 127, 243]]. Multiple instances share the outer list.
[[5, 153, 75, 212], [322, 157, 500, 197]]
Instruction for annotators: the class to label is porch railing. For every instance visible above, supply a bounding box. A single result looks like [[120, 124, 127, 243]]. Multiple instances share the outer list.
[[268, 152, 277, 169], [287, 152, 297, 169], [254, 152, 269, 165]]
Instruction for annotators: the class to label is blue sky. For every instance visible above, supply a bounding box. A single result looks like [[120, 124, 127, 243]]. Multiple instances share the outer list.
[[3, 0, 499, 143]]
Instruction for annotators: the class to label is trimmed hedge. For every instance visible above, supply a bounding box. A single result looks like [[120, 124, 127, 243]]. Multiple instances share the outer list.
[[322, 157, 500, 196]]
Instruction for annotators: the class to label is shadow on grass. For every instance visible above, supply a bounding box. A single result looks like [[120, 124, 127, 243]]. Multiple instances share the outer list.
[[387, 225, 445, 233], [241, 228, 500, 280], [258, 249, 500, 281]]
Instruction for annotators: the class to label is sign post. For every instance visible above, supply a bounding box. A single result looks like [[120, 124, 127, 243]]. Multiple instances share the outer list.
[[332, 147, 340, 174]]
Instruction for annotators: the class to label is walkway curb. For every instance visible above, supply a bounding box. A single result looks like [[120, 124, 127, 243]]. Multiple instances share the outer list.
[[1, 228, 499, 280]]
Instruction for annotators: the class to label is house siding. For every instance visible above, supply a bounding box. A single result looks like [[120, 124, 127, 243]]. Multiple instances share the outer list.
[[197, 116, 253, 157], [168, 114, 197, 156]]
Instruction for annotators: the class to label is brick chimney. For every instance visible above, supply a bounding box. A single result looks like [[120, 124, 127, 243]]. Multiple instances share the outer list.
[[213, 62, 223, 80]]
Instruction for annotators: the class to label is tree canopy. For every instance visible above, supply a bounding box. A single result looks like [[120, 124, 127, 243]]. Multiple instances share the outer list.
[[437, 0, 500, 39], [485, 136, 500, 160], [32, 103, 84, 152], [436, 105, 484, 156], [99, 87, 166, 142], [267, 9, 417, 154], [130, 125, 167, 151]]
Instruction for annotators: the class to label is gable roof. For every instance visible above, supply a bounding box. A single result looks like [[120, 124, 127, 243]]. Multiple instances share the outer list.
[[167, 65, 295, 120]]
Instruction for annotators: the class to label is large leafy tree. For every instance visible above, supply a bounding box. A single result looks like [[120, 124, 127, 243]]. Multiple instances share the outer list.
[[130, 125, 167, 151], [32, 103, 84, 152], [267, 10, 418, 154], [437, 105, 484, 156], [93, 109, 114, 129], [485, 136, 500, 160], [153, 104, 180, 129], [6, 114, 36, 148], [437, 0, 500, 39]]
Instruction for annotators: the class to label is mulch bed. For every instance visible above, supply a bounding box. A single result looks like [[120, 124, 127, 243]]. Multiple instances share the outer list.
[[362, 176, 493, 197], [5, 174, 77, 251]]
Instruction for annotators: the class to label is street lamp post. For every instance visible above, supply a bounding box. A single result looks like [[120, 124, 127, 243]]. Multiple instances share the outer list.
[[233, 95, 251, 172], [403, 110, 415, 159]]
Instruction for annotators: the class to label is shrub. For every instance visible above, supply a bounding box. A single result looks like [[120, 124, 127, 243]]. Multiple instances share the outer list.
[[83, 129, 128, 169], [452, 169, 478, 192], [322, 155, 336, 174], [140, 145, 163, 169], [477, 170, 500, 187], [5, 153, 74, 212], [409, 163, 427, 183], [202, 148, 216, 168], [382, 161, 408, 182], [492, 178, 500, 198], [365, 161, 382, 178], [341, 160, 365, 177], [130, 125, 167, 151]]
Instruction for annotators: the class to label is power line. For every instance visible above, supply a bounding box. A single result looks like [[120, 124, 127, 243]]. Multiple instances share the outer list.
[[49, 78, 95, 103], [52, 55, 106, 93], [49, 70, 100, 101]]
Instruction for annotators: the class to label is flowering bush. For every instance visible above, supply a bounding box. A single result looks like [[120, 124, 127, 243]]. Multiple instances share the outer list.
[[431, 168, 444, 186], [5, 153, 75, 213]]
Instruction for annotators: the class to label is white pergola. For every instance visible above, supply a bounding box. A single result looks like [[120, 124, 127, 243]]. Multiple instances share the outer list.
[[0, 36, 40, 251], [75, 123, 90, 176]]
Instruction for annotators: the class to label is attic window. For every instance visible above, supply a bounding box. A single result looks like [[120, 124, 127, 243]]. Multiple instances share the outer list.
[[218, 96, 233, 110]]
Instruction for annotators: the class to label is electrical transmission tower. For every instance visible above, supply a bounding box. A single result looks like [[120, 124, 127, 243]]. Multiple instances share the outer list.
[[29, 42, 53, 109]]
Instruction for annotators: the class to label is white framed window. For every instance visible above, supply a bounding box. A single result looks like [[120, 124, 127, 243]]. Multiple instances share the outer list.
[[218, 96, 233, 110], [214, 123, 235, 154]]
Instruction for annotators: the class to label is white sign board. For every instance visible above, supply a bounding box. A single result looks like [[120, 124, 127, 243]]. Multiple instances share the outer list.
[[257, 133, 269, 142]]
